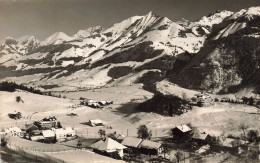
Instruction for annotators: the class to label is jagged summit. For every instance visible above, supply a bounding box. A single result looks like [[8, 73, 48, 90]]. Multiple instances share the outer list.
[[0, 6, 259, 94], [228, 6, 260, 20], [196, 10, 233, 27], [74, 26, 104, 39]]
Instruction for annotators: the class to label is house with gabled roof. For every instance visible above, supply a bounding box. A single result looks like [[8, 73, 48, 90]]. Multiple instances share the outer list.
[[42, 130, 56, 143], [90, 137, 127, 159], [139, 139, 163, 155], [89, 119, 104, 127], [52, 127, 76, 142], [192, 132, 211, 145], [121, 137, 143, 148], [172, 124, 192, 141], [121, 137, 163, 155]]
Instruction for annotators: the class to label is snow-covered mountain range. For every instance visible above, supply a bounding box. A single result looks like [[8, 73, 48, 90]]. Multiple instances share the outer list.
[[0, 6, 259, 93]]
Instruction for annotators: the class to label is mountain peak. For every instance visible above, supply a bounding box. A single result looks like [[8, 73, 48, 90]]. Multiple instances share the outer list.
[[42, 32, 72, 45], [74, 26, 103, 39], [196, 9, 233, 27], [228, 6, 260, 20], [144, 11, 158, 18]]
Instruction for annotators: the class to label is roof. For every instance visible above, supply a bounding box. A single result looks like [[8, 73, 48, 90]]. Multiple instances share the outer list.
[[54, 127, 75, 135], [89, 119, 103, 124], [121, 137, 143, 148], [54, 128, 66, 135], [99, 101, 106, 104], [90, 138, 127, 152], [193, 132, 210, 140], [116, 134, 126, 140], [139, 140, 161, 149], [42, 130, 55, 137], [175, 125, 192, 133], [31, 135, 44, 141]]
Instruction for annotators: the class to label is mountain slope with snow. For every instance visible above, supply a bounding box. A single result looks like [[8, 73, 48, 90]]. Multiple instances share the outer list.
[[0, 6, 259, 94]]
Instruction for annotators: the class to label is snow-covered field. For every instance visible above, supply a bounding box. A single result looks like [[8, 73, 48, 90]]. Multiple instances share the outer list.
[[1, 83, 260, 162]]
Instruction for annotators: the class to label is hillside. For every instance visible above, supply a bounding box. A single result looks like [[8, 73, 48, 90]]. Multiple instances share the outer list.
[[0, 6, 259, 95], [169, 6, 260, 94]]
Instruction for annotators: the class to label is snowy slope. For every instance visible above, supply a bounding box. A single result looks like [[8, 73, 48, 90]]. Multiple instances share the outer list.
[[196, 10, 233, 27], [41, 32, 73, 45], [1, 7, 259, 92]]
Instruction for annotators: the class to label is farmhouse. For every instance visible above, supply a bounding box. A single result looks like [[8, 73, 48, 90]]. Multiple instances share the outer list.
[[121, 137, 143, 148], [172, 124, 192, 141], [42, 130, 56, 143], [195, 92, 213, 107], [5, 127, 23, 137], [90, 137, 127, 159], [53, 127, 76, 142], [193, 132, 211, 145], [139, 139, 163, 155], [36, 116, 61, 130], [121, 137, 163, 155], [89, 119, 104, 127]]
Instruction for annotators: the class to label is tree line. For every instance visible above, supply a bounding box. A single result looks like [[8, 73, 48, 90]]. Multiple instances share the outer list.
[[0, 81, 43, 95]]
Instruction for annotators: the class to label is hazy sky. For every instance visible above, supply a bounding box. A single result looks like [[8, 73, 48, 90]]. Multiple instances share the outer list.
[[0, 0, 259, 41]]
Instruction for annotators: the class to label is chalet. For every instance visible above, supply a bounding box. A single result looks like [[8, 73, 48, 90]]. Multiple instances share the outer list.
[[172, 124, 192, 141], [98, 101, 107, 106], [42, 130, 56, 143], [5, 127, 23, 137], [91, 103, 101, 108], [121, 137, 143, 149], [53, 127, 76, 142], [192, 132, 211, 145], [121, 137, 163, 155], [90, 137, 127, 159], [89, 119, 104, 127], [87, 99, 96, 106], [194, 92, 213, 107], [139, 139, 163, 155], [106, 101, 113, 105], [40, 121, 53, 130]]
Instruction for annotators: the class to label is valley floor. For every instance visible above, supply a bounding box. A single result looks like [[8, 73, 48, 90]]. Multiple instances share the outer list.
[[1, 84, 260, 162]]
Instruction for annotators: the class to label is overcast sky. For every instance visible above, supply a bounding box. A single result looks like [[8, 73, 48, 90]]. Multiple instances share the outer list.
[[0, 0, 259, 41]]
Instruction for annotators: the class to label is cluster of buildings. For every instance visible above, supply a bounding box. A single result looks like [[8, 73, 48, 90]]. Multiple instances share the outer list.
[[3, 116, 76, 143], [80, 98, 113, 108], [193, 92, 214, 107]]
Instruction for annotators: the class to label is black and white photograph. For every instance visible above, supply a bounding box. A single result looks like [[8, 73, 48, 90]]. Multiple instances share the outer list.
[[0, 0, 260, 162]]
